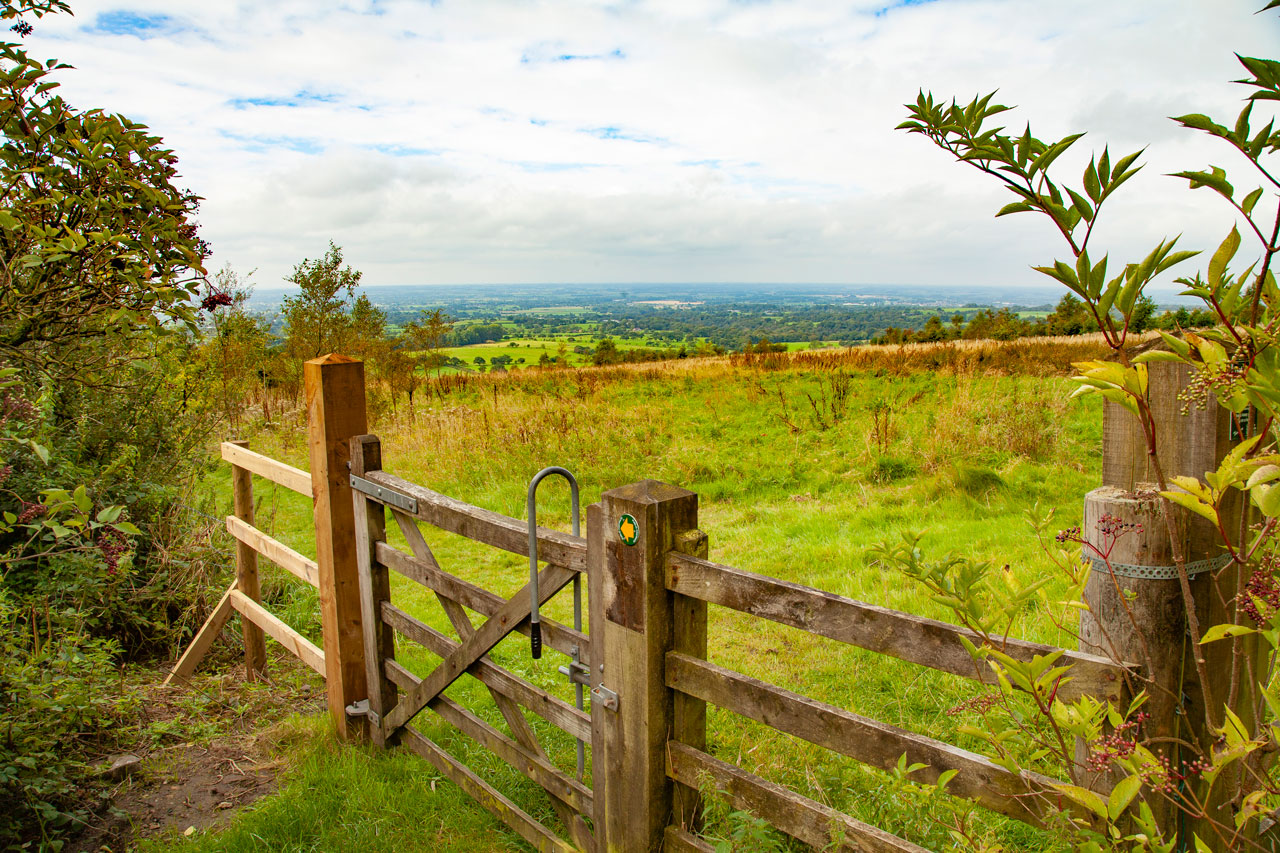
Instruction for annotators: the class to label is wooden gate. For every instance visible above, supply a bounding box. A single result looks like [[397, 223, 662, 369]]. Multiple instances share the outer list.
[[348, 435, 597, 852]]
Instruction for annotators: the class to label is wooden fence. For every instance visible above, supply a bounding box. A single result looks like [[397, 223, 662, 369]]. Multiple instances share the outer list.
[[167, 354, 1199, 852]]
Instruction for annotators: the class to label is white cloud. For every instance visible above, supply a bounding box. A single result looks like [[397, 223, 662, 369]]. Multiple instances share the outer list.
[[22, 0, 1280, 290]]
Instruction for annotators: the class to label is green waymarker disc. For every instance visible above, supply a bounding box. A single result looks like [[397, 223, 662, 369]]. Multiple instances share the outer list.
[[618, 513, 639, 546]]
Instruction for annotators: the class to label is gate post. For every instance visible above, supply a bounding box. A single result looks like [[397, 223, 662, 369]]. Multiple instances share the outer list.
[[350, 434, 398, 747], [589, 480, 704, 852], [305, 354, 370, 741]]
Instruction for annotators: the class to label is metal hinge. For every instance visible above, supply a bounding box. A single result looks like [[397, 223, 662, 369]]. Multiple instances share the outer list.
[[345, 699, 381, 727], [350, 474, 418, 514], [591, 684, 619, 712]]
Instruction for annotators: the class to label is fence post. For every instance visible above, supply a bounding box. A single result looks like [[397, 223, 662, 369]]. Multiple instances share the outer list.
[[590, 479, 702, 852], [350, 434, 398, 747], [229, 439, 266, 680], [305, 354, 369, 741]]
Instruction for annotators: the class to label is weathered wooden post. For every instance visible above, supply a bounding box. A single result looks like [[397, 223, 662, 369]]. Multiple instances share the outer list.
[[1084, 360, 1243, 837], [305, 354, 370, 741], [228, 439, 267, 680], [350, 434, 398, 747], [588, 480, 707, 852]]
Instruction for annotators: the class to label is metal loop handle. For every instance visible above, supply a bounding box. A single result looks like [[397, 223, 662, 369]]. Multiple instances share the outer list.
[[527, 467, 580, 659]]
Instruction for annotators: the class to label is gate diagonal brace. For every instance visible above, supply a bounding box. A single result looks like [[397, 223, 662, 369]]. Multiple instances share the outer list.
[[381, 561, 579, 735]]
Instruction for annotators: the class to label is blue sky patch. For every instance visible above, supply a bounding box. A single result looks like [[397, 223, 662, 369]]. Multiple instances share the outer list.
[[874, 0, 940, 17], [217, 130, 323, 155], [521, 45, 625, 64], [586, 126, 667, 145], [88, 10, 178, 37], [229, 91, 340, 109]]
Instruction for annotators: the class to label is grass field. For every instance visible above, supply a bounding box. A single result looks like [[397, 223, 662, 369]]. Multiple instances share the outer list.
[[439, 335, 684, 369], [151, 340, 1113, 852]]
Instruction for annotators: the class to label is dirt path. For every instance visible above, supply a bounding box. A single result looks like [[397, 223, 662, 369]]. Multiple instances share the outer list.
[[67, 655, 324, 852]]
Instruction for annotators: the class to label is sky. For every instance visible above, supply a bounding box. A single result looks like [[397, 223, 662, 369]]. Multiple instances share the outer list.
[[24, 0, 1280, 293]]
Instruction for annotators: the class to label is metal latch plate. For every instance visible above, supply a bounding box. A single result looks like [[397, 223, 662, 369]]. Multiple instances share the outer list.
[[591, 684, 619, 712], [345, 699, 381, 727], [350, 475, 418, 514]]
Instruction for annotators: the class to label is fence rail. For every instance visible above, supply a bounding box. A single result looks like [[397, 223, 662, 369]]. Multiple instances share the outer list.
[[666, 551, 1132, 703]]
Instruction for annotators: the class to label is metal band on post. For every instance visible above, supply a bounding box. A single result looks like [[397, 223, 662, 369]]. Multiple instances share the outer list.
[[1086, 553, 1231, 580]]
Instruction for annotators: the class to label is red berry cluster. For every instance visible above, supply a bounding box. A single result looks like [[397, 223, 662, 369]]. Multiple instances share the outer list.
[[1096, 513, 1143, 539], [1178, 346, 1253, 415], [0, 464, 10, 486], [16, 500, 46, 523], [1243, 565, 1280, 626], [946, 693, 999, 717], [10, 20, 32, 37], [200, 291, 233, 312], [96, 528, 129, 575], [1056, 525, 1082, 544]]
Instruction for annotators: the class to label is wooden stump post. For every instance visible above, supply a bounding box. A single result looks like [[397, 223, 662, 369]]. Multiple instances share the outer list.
[[589, 480, 705, 852], [350, 434, 398, 748], [305, 354, 370, 741], [229, 440, 267, 680], [1079, 485, 1189, 829]]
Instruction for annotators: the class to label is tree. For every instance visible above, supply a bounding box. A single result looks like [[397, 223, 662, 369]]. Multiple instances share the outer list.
[[198, 264, 269, 425], [281, 241, 362, 359], [895, 8, 1280, 847], [0, 1, 207, 379]]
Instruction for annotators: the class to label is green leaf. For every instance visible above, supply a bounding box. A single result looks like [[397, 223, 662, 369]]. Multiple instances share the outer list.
[[1051, 783, 1108, 818], [1108, 773, 1142, 820], [1208, 226, 1241, 289], [1242, 187, 1264, 216], [114, 521, 142, 536], [1160, 489, 1220, 524], [1201, 623, 1258, 644]]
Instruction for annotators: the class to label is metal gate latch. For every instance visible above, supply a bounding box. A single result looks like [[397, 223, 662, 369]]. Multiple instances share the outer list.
[[591, 684, 619, 712], [345, 699, 381, 728], [558, 647, 591, 686]]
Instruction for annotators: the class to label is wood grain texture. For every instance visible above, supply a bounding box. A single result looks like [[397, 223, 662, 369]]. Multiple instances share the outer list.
[[662, 826, 716, 853], [359, 469, 587, 573], [230, 442, 266, 680], [377, 540, 590, 668], [666, 652, 1066, 826], [220, 441, 311, 495], [225, 515, 319, 587], [163, 584, 235, 684], [667, 552, 1129, 703], [596, 480, 699, 852], [400, 726, 578, 853], [382, 604, 591, 742], [305, 354, 369, 740], [385, 661, 593, 816], [666, 743, 929, 853], [228, 589, 325, 676], [351, 435, 397, 747], [381, 561, 578, 733]]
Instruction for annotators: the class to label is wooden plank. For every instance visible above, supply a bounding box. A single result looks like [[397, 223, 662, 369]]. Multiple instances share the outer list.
[[229, 589, 326, 676], [352, 435, 398, 748], [663, 826, 716, 853], [382, 603, 591, 742], [666, 743, 930, 853], [360, 469, 587, 573], [226, 515, 319, 587], [401, 726, 578, 853], [381, 561, 579, 733], [230, 442, 267, 679], [220, 441, 311, 495], [163, 584, 236, 685], [305, 354, 370, 740], [665, 652, 1067, 826], [385, 661, 593, 815], [666, 552, 1130, 703], [377, 541, 591, 668], [389, 510, 593, 851]]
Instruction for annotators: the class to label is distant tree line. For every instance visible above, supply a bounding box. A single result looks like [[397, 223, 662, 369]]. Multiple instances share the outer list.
[[869, 294, 1217, 345]]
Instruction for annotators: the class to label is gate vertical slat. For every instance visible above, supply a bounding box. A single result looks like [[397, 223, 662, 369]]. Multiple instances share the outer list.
[[351, 434, 397, 747]]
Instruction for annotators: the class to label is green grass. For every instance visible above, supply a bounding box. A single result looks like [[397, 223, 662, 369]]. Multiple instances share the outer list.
[[168, 355, 1102, 852]]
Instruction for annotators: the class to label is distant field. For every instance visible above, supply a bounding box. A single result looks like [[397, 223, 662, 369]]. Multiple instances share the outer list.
[[439, 335, 686, 368]]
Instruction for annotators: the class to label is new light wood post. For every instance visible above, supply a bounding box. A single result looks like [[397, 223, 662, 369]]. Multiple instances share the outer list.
[[590, 480, 703, 852], [305, 354, 370, 741], [229, 440, 267, 680], [351, 434, 397, 747]]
